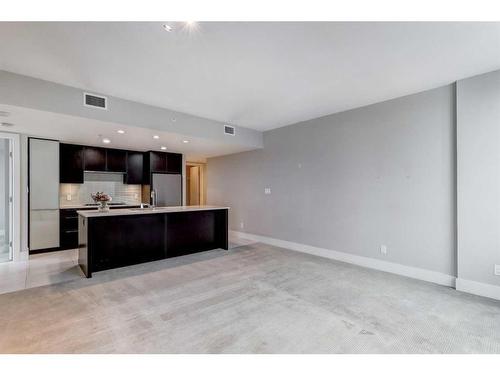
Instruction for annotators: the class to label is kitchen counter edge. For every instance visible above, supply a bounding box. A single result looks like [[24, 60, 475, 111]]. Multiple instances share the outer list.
[[77, 205, 230, 218]]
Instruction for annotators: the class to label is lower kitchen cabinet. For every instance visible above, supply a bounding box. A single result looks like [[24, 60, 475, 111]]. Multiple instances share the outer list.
[[60, 206, 141, 250], [60, 209, 80, 250], [78, 208, 229, 277], [90, 214, 167, 272]]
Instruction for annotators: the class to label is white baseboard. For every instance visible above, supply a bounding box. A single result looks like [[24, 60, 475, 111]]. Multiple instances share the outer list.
[[231, 230, 456, 288], [456, 278, 500, 301]]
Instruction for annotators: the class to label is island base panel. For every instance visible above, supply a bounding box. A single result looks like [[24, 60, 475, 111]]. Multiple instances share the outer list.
[[78, 209, 228, 277]]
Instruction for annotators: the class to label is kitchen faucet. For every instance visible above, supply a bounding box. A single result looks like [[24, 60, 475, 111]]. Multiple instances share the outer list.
[[150, 189, 157, 208]]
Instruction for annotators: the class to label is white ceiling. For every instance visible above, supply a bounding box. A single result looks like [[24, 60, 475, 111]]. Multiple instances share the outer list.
[[0, 104, 249, 162], [1, 22, 500, 131]]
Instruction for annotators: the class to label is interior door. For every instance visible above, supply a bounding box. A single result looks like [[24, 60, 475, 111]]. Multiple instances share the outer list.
[[187, 166, 200, 205]]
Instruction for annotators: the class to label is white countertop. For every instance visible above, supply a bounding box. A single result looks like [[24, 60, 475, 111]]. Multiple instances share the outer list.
[[61, 204, 140, 209], [77, 205, 230, 218]]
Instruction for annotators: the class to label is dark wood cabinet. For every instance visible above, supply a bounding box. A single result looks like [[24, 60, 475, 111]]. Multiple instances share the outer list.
[[61, 206, 140, 250], [143, 151, 182, 184], [83, 147, 127, 173], [166, 152, 182, 174], [150, 151, 167, 172], [90, 214, 167, 272], [106, 148, 127, 172], [124, 151, 143, 184], [83, 147, 106, 171], [60, 144, 182, 185], [60, 143, 84, 183], [60, 208, 81, 250], [79, 208, 228, 277]]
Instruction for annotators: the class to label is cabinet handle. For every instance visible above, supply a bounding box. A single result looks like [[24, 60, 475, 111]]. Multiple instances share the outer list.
[[64, 230, 78, 234]]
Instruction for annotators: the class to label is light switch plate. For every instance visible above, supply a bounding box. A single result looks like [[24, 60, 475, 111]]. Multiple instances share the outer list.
[[495, 264, 500, 276], [66, 194, 72, 201], [264, 188, 271, 195], [380, 245, 387, 255]]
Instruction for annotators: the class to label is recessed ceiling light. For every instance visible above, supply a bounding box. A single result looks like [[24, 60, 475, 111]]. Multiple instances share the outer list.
[[153, 135, 160, 139], [0, 111, 10, 117], [117, 129, 125, 134], [102, 138, 111, 144], [0, 122, 14, 127], [182, 140, 189, 143], [160, 146, 167, 150], [162, 24, 173, 32]]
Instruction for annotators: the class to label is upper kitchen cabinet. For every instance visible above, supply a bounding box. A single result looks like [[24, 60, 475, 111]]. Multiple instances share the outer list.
[[150, 151, 167, 172], [166, 152, 182, 174], [143, 151, 183, 184], [60, 143, 84, 183], [83, 146, 127, 172], [60, 144, 181, 185], [106, 148, 127, 172], [124, 151, 143, 184], [83, 147, 106, 171]]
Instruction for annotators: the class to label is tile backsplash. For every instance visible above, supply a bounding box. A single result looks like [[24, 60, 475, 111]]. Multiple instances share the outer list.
[[60, 172, 142, 207]]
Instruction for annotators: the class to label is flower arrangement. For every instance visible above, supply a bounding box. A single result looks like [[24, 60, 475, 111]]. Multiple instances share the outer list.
[[91, 192, 112, 211]]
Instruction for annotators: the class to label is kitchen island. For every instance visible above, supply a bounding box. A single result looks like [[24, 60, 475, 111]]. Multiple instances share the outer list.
[[77, 205, 229, 277]]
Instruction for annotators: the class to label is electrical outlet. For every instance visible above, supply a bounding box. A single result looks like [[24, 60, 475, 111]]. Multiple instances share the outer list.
[[495, 264, 500, 276], [264, 188, 271, 195], [240, 222, 244, 229], [66, 194, 72, 201], [380, 245, 387, 255], [134, 193, 139, 199]]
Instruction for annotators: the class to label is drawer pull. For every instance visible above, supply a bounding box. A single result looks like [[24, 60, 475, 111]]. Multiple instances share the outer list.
[[64, 230, 78, 234]]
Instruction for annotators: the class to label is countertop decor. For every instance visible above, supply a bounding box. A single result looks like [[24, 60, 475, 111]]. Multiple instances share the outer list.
[[91, 192, 112, 212]]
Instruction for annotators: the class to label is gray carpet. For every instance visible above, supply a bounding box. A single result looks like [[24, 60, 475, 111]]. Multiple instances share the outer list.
[[1, 243, 500, 353]]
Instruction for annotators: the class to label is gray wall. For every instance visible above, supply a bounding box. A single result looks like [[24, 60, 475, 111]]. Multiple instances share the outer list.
[[457, 70, 500, 286], [208, 85, 456, 276]]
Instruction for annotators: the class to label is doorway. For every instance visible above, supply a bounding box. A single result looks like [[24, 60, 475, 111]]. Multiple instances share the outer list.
[[0, 136, 13, 263], [186, 162, 206, 206]]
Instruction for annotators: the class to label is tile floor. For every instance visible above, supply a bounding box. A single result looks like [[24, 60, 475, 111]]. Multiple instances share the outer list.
[[0, 249, 84, 295]]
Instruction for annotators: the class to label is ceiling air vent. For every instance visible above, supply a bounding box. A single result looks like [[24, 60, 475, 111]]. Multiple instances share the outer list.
[[224, 125, 235, 136], [83, 93, 107, 110]]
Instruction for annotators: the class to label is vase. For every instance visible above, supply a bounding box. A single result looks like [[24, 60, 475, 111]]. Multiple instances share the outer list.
[[98, 201, 110, 212]]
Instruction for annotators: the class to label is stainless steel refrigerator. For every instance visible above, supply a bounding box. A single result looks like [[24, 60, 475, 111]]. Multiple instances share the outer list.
[[151, 173, 182, 207]]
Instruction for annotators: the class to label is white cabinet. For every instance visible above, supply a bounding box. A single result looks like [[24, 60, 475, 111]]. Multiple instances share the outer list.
[[29, 139, 60, 250], [29, 209, 59, 250]]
